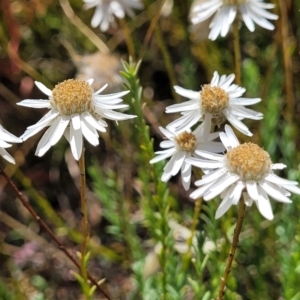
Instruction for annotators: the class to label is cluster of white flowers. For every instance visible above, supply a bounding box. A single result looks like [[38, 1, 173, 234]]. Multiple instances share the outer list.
[[149, 0, 300, 221], [2, 0, 298, 222], [83, 0, 278, 38], [151, 71, 300, 219]]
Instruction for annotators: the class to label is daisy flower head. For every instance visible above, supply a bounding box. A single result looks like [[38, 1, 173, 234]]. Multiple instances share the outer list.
[[190, 0, 278, 40], [0, 125, 22, 164], [150, 121, 225, 190], [83, 0, 143, 32], [166, 71, 263, 136], [186, 125, 300, 220], [18, 79, 135, 160]]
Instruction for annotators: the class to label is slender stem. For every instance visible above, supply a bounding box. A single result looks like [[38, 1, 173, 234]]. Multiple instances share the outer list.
[[278, 0, 293, 123], [119, 18, 136, 60], [233, 20, 241, 85], [138, 0, 164, 61], [59, 0, 110, 54], [217, 200, 246, 300], [143, 0, 179, 102], [181, 197, 203, 272], [79, 147, 90, 292], [0, 166, 111, 300]]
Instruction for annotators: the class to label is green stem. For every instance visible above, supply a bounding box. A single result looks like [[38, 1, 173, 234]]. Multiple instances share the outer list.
[[119, 18, 136, 60], [217, 199, 246, 300], [181, 197, 203, 272], [143, 0, 179, 102], [233, 20, 241, 85], [79, 147, 90, 299]]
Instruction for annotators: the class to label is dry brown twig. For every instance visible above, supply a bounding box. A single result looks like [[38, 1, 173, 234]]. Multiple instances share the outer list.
[[0, 166, 112, 300]]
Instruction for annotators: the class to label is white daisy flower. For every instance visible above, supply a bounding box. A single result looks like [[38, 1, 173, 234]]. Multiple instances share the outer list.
[[166, 71, 263, 136], [150, 121, 224, 190], [186, 125, 300, 220], [0, 125, 22, 164], [18, 79, 135, 160], [190, 0, 278, 40], [83, 0, 143, 32]]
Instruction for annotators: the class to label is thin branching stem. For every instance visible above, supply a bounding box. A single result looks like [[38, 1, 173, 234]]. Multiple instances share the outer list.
[[217, 200, 246, 300], [119, 18, 136, 60], [0, 166, 111, 300]]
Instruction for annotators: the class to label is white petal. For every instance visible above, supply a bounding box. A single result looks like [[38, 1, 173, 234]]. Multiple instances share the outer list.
[[215, 190, 233, 219], [195, 150, 224, 161], [231, 181, 245, 205], [173, 86, 200, 100], [71, 114, 81, 130], [219, 74, 235, 90], [204, 174, 240, 200], [259, 181, 292, 203], [231, 106, 263, 120], [226, 113, 252, 136], [181, 160, 192, 191], [94, 90, 129, 101], [150, 149, 176, 164], [271, 163, 286, 170], [171, 151, 186, 176], [0, 148, 15, 164], [159, 127, 175, 140], [160, 140, 174, 149], [97, 108, 136, 121], [195, 168, 227, 186], [82, 112, 106, 132], [167, 111, 202, 133], [17, 99, 51, 108], [264, 173, 298, 186], [94, 84, 108, 95], [210, 71, 220, 86], [255, 186, 274, 220], [186, 157, 224, 169], [35, 124, 57, 156], [50, 117, 70, 146], [0, 126, 22, 143], [230, 97, 261, 105], [246, 181, 259, 201], [0, 140, 11, 148], [27, 110, 59, 130], [87, 78, 94, 85], [35, 81, 52, 96], [190, 181, 215, 199], [281, 184, 300, 195], [81, 117, 99, 146], [70, 121, 83, 160], [243, 192, 253, 206]]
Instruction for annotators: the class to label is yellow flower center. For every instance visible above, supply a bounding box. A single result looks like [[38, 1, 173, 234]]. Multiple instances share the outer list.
[[175, 132, 197, 152], [50, 79, 94, 115], [226, 143, 272, 181], [201, 84, 229, 114]]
